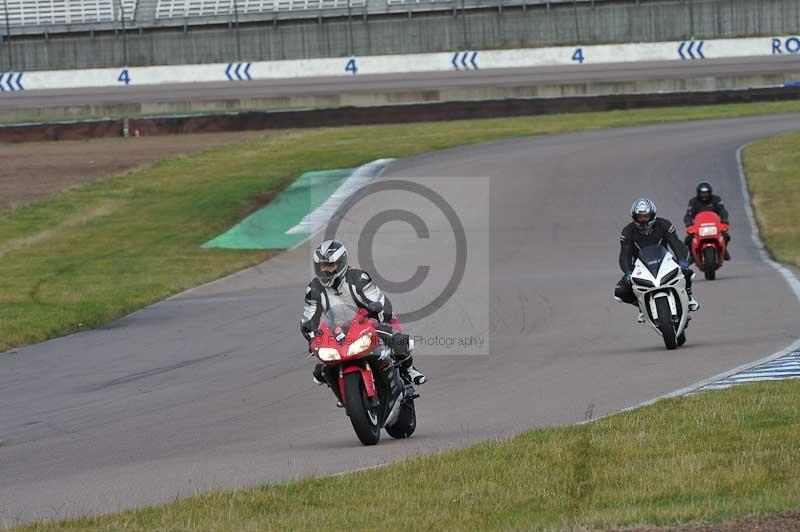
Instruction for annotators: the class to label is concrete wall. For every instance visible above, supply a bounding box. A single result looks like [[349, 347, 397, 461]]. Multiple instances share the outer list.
[[2, 0, 800, 71], [13, 36, 798, 92]]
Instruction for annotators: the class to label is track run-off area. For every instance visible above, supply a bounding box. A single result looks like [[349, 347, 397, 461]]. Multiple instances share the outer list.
[[1, 113, 800, 525]]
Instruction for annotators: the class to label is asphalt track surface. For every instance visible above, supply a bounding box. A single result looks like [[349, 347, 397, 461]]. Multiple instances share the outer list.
[[2, 113, 800, 526], [2, 56, 800, 110]]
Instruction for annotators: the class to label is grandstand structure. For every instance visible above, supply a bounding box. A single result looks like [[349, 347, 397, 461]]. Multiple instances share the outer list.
[[3, 0, 136, 27], [2, 0, 532, 35]]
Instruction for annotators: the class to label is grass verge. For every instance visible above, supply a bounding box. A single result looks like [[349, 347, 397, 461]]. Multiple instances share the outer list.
[[2, 99, 800, 352], [743, 131, 800, 268], [16, 379, 800, 531]]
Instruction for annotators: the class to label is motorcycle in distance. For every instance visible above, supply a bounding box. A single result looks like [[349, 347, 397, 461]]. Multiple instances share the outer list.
[[686, 211, 729, 281], [304, 302, 418, 446], [630, 245, 692, 350]]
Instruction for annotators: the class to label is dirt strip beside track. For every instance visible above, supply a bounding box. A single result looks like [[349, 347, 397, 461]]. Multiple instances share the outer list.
[[0, 131, 269, 211]]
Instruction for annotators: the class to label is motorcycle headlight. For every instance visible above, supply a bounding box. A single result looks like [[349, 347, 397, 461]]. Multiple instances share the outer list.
[[632, 277, 654, 288], [699, 226, 718, 236], [348, 334, 373, 356], [661, 268, 680, 284], [317, 347, 341, 362]]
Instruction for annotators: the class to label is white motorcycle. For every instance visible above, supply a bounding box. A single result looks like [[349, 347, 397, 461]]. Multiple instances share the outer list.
[[630, 245, 691, 350]]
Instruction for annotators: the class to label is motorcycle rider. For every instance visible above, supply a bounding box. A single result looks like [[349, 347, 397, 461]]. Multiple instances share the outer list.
[[683, 181, 731, 261], [301, 239, 427, 389], [615, 198, 700, 323]]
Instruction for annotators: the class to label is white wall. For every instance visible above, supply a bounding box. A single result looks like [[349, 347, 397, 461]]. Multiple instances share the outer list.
[[2, 35, 800, 92]]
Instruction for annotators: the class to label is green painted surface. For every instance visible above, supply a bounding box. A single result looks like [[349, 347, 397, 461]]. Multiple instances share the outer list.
[[203, 168, 354, 250]]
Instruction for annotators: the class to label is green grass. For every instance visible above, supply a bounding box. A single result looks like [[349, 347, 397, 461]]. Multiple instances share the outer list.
[[16, 379, 800, 531], [2, 99, 800, 352], [743, 131, 800, 268]]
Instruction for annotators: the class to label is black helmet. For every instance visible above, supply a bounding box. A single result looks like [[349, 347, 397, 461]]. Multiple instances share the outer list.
[[630, 197, 657, 232], [696, 182, 713, 204], [313, 240, 348, 287]]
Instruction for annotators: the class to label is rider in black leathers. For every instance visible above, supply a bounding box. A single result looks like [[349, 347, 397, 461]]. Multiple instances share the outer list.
[[683, 181, 731, 261], [615, 198, 700, 322]]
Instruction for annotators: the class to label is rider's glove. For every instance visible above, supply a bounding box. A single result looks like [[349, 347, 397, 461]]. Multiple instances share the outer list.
[[301, 320, 317, 343], [678, 260, 690, 270], [624, 272, 633, 284], [376, 322, 395, 341]]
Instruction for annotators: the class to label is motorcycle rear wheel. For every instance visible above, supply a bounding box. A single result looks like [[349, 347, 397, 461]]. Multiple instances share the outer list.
[[386, 399, 416, 439], [655, 297, 678, 350], [703, 247, 717, 281], [344, 372, 381, 446]]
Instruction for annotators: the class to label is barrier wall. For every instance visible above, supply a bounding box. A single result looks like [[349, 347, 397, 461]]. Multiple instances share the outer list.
[[2, 35, 799, 92]]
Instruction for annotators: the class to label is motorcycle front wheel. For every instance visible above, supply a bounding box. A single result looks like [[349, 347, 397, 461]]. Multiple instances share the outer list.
[[344, 372, 381, 446], [655, 297, 678, 350], [703, 247, 717, 281]]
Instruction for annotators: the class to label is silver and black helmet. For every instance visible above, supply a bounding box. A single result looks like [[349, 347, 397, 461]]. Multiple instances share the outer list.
[[630, 197, 657, 232], [313, 240, 348, 287]]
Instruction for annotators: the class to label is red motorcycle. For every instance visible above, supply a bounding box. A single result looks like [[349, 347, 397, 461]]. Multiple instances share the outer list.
[[307, 303, 417, 446], [687, 211, 729, 281]]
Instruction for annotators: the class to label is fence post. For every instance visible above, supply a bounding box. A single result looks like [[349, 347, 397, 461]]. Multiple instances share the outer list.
[[2, 0, 11, 70], [233, 0, 241, 61], [118, 0, 129, 66], [461, 0, 468, 50], [347, 0, 354, 56]]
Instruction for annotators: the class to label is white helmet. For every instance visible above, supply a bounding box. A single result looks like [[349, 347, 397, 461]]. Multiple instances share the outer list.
[[631, 197, 657, 232], [313, 240, 348, 287]]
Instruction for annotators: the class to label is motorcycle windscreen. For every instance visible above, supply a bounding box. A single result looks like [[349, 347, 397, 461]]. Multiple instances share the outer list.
[[324, 303, 360, 332], [637, 245, 668, 277]]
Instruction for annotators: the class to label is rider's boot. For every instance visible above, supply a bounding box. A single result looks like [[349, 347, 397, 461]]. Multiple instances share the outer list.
[[404, 365, 427, 386], [393, 336, 427, 385], [312, 363, 326, 385], [687, 287, 701, 312]]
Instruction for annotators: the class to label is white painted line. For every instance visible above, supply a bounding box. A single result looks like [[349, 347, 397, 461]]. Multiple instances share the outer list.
[[736, 143, 800, 302], [286, 158, 395, 235], [287, 158, 396, 252], [610, 339, 800, 416]]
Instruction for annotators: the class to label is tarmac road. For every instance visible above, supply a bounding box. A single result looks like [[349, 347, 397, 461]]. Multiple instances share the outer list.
[[1, 113, 799, 526], [0, 55, 799, 110]]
